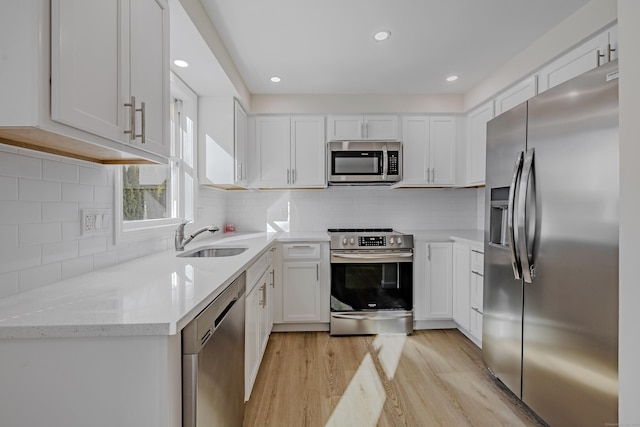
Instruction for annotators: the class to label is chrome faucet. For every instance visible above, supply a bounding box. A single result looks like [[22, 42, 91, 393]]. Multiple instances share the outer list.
[[175, 220, 220, 251]]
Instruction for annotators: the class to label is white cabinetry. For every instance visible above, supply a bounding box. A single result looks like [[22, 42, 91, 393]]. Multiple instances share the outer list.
[[401, 116, 456, 186], [414, 241, 453, 322], [495, 76, 538, 115], [327, 115, 398, 140], [245, 247, 274, 401], [51, 0, 169, 158], [538, 26, 617, 93], [453, 241, 484, 347], [273, 242, 329, 327], [0, 0, 167, 164], [255, 116, 325, 188], [466, 101, 495, 186], [199, 97, 248, 188]]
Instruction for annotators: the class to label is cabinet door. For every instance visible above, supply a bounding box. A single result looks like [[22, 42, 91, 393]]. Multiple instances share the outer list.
[[256, 116, 290, 187], [129, 0, 169, 157], [282, 262, 321, 322], [467, 101, 495, 186], [422, 242, 453, 319], [245, 282, 260, 401], [51, 0, 126, 143], [290, 116, 326, 187], [401, 116, 430, 183], [452, 243, 471, 330], [327, 115, 363, 140], [234, 100, 248, 185], [364, 115, 398, 140], [429, 117, 456, 185], [538, 30, 608, 93], [495, 76, 538, 115]]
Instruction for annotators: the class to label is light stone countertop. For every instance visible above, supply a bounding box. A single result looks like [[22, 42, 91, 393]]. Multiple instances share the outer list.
[[0, 231, 329, 339], [399, 229, 484, 246]]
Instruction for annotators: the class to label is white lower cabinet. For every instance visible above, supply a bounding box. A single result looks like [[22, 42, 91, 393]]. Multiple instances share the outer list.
[[272, 242, 329, 328], [414, 241, 453, 321], [452, 241, 484, 347], [245, 248, 274, 401]]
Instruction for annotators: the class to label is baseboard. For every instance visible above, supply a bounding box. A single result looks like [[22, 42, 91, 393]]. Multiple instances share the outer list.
[[271, 323, 330, 332], [413, 319, 457, 330]]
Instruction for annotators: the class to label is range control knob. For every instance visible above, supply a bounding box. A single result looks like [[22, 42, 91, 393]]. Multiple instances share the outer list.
[[342, 237, 348, 245], [349, 237, 355, 245], [396, 237, 403, 245], [389, 237, 395, 245]]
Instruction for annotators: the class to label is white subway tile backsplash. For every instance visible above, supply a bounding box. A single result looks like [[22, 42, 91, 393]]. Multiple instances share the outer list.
[[79, 166, 107, 186], [93, 250, 119, 271], [94, 186, 113, 204], [42, 160, 79, 183], [0, 201, 41, 224], [0, 176, 18, 200], [0, 225, 18, 248], [19, 222, 62, 246], [19, 263, 62, 293], [42, 240, 79, 264], [0, 272, 19, 298], [42, 202, 79, 222], [62, 221, 82, 241], [62, 182, 94, 202], [62, 255, 94, 280], [0, 152, 41, 179], [19, 178, 61, 202], [0, 246, 40, 274], [79, 236, 107, 257]]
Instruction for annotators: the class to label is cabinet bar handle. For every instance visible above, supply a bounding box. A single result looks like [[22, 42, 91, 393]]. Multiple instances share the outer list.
[[316, 264, 319, 281], [136, 101, 145, 144], [427, 244, 431, 261], [426, 168, 430, 182], [291, 245, 313, 248], [596, 49, 605, 66], [431, 168, 435, 183], [124, 96, 136, 140], [471, 270, 484, 277], [292, 169, 296, 184], [471, 249, 483, 254], [607, 43, 616, 62], [287, 169, 290, 184]]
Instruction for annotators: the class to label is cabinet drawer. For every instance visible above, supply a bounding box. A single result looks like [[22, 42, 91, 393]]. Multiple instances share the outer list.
[[247, 251, 270, 290], [282, 243, 320, 260], [471, 248, 484, 275]]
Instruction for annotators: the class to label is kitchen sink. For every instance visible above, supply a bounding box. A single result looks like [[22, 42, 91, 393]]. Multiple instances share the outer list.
[[177, 246, 248, 258]]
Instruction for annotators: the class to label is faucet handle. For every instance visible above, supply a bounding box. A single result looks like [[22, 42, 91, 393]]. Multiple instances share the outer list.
[[177, 220, 191, 234]]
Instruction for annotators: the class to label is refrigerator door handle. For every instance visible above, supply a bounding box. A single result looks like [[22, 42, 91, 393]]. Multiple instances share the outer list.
[[517, 148, 536, 284], [508, 151, 524, 280]]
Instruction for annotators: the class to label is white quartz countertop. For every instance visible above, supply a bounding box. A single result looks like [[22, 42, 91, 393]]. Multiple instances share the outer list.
[[0, 229, 486, 339], [0, 231, 328, 339], [400, 229, 484, 246]]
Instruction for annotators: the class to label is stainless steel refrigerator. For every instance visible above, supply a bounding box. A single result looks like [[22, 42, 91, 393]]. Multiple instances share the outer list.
[[483, 60, 619, 427]]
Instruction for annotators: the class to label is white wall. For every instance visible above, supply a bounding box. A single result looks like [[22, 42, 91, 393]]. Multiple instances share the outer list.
[[617, 0, 640, 423], [225, 187, 478, 233]]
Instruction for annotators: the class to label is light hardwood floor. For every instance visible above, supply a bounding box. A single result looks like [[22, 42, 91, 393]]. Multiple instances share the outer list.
[[243, 329, 544, 427]]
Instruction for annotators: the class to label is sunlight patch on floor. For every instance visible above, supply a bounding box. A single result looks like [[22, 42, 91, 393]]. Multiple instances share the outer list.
[[325, 353, 386, 427], [372, 333, 407, 380]]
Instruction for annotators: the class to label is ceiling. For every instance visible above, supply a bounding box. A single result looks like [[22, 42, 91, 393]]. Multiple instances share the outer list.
[[176, 0, 592, 96]]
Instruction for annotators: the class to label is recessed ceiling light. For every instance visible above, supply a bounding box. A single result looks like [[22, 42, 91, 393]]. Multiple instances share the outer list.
[[446, 75, 459, 82], [173, 59, 189, 68], [374, 30, 391, 42], [270, 76, 281, 83]]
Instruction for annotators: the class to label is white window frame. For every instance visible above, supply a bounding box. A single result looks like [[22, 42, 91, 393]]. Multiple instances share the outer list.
[[115, 72, 197, 243]]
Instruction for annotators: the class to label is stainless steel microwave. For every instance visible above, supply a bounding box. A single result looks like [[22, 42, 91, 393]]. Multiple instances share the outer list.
[[328, 141, 402, 185]]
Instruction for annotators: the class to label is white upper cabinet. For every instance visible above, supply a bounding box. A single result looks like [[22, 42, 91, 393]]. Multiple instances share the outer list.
[[495, 76, 538, 116], [198, 97, 248, 188], [51, 0, 169, 158], [255, 116, 325, 188], [538, 27, 614, 93], [0, 0, 167, 164], [327, 115, 398, 140], [400, 116, 455, 186], [466, 101, 495, 186]]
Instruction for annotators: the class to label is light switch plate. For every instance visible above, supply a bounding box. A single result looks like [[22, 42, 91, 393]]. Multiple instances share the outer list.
[[81, 208, 110, 235]]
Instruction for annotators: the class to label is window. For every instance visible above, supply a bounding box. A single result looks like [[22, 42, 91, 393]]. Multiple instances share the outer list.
[[115, 73, 197, 241]]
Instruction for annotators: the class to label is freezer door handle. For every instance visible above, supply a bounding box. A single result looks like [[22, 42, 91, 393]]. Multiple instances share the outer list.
[[508, 151, 524, 280], [517, 148, 536, 284]]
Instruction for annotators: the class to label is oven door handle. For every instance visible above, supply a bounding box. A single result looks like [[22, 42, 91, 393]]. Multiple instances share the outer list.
[[331, 252, 413, 263], [331, 313, 413, 320]]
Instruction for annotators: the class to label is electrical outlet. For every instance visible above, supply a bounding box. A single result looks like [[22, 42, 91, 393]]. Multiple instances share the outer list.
[[81, 208, 110, 235]]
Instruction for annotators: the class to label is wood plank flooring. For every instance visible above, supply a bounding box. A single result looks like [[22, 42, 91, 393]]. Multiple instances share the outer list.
[[243, 329, 544, 427]]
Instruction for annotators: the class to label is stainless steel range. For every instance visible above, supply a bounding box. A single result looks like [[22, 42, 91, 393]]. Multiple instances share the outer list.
[[328, 228, 414, 335]]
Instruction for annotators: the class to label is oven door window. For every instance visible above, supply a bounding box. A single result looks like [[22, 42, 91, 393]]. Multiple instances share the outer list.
[[332, 151, 382, 175], [331, 262, 412, 311]]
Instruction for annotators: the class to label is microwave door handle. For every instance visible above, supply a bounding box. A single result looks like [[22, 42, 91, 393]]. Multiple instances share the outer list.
[[382, 146, 388, 180]]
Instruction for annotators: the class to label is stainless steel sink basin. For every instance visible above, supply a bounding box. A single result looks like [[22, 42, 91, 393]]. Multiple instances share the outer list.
[[177, 246, 248, 258]]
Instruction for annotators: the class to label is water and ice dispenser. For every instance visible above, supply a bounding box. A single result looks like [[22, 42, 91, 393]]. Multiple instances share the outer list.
[[489, 187, 510, 247]]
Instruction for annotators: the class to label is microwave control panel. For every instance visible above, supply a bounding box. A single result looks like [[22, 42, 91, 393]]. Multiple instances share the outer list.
[[388, 152, 399, 175]]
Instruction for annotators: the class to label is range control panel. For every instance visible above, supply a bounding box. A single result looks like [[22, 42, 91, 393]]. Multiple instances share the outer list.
[[359, 236, 385, 246]]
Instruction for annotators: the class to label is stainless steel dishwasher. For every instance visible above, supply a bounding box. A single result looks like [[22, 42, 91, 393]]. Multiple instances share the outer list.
[[182, 273, 246, 427]]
